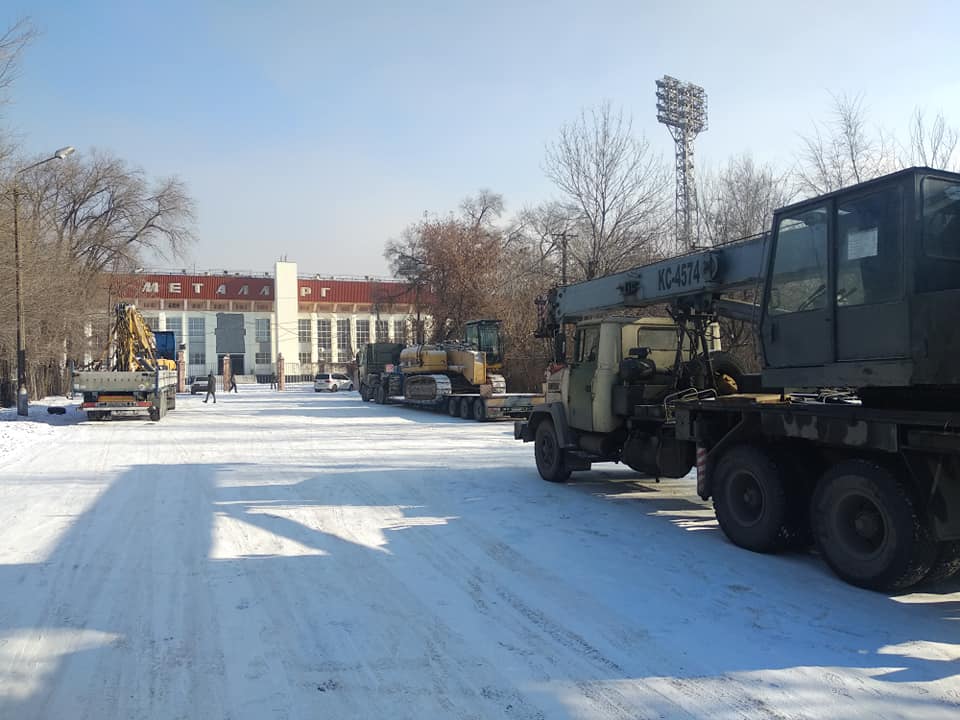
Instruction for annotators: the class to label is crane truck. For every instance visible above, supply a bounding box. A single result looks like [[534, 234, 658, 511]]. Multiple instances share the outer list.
[[515, 166, 960, 591], [365, 319, 543, 421], [72, 303, 179, 421]]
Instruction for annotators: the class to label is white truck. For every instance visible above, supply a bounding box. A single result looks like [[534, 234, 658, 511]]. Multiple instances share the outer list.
[[73, 304, 180, 422], [74, 368, 177, 421]]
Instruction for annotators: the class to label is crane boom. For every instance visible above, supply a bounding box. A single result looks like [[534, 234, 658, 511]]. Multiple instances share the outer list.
[[539, 235, 767, 333]]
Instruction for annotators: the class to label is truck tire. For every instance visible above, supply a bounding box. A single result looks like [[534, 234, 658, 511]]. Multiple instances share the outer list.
[[360, 385, 370, 402], [713, 445, 788, 553], [812, 459, 936, 591], [920, 541, 960, 585], [472, 398, 487, 421], [168, 393, 176, 410], [375, 383, 387, 405], [149, 406, 161, 421], [460, 398, 472, 419], [535, 419, 570, 483], [448, 397, 459, 417]]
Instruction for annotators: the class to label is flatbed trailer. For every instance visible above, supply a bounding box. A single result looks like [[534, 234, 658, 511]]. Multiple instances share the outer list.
[[387, 389, 543, 421], [73, 369, 178, 421]]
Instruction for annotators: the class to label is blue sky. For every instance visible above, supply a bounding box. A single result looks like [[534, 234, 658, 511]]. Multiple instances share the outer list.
[[4, 0, 958, 276]]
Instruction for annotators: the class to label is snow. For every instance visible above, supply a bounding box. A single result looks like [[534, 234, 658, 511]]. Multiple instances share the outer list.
[[0, 385, 957, 719]]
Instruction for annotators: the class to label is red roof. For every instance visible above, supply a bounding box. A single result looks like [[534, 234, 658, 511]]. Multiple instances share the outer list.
[[114, 273, 418, 305]]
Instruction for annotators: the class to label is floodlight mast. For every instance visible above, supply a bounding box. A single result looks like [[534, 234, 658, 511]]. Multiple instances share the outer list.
[[656, 76, 708, 251]]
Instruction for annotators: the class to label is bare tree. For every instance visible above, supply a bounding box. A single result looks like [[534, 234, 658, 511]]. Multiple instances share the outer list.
[[17, 150, 195, 274], [0, 18, 34, 106], [698, 155, 793, 371], [902, 107, 959, 170], [1, 150, 196, 396], [796, 92, 895, 196], [699, 154, 793, 246], [386, 191, 504, 342], [544, 102, 670, 280]]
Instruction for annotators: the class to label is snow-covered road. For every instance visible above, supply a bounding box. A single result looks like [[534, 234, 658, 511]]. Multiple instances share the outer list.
[[0, 386, 957, 719]]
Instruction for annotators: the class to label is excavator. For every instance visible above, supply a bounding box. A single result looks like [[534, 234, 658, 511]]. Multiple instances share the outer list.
[[516, 166, 960, 591], [368, 319, 543, 420]]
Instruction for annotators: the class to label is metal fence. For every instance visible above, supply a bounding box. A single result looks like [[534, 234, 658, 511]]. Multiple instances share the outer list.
[[0, 358, 67, 407]]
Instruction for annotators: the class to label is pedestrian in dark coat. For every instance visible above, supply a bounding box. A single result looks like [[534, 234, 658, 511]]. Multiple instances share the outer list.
[[204, 372, 217, 403]]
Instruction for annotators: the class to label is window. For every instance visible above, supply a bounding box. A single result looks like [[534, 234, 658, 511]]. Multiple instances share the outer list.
[[188, 316, 205, 365], [143, 315, 159, 330], [375, 320, 389, 342], [255, 318, 270, 342], [255, 352, 271, 364], [836, 188, 901, 306], [166, 317, 182, 350], [317, 319, 332, 358], [919, 177, 960, 293], [336, 319, 352, 362], [923, 178, 960, 260], [393, 319, 406, 344], [299, 351, 312, 365], [298, 319, 312, 343], [356, 319, 370, 347], [576, 326, 600, 363], [767, 206, 829, 314]]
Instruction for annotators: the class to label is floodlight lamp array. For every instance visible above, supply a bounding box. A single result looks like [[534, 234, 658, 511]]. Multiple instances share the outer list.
[[655, 76, 708, 133]]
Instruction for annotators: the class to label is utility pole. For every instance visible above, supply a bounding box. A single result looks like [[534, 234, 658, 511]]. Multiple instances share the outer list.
[[550, 232, 576, 286]]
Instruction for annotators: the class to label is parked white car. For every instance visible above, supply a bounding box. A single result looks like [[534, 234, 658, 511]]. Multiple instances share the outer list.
[[314, 372, 354, 392]]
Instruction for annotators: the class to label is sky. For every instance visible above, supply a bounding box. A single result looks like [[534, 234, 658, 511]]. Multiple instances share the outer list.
[[4, 0, 959, 277]]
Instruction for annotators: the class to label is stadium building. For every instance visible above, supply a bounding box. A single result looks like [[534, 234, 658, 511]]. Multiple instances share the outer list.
[[109, 260, 423, 379]]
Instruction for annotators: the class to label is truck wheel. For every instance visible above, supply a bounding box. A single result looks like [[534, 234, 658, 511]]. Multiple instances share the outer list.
[[447, 397, 459, 416], [375, 384, 387, 404], [168, 394, 176, 410], [922, 541, 960, 585], [812, 459, 936, 591], [472, 398, 487, 422], [713, 445, 788, 553], [360, 385, 369, 401], [460, 398, 472, 419], [149, 406, 161, 422], [535, 420, 570, 483]]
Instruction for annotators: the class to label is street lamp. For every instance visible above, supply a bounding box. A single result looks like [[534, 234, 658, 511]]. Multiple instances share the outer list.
[[11, 145, 75, 416]]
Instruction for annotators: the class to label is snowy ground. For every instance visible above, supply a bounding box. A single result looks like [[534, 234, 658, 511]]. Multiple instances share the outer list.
[[0, 385, 957, 719]]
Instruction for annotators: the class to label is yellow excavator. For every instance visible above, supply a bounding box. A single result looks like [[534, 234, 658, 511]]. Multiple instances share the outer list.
[[371, 319, 542, 421], [399, 319, 507, 401], [111, 303, 177, 372]]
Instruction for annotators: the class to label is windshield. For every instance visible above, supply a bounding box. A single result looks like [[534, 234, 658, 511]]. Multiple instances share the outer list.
[[918, 177, 960, 292], [923, 178, 960, 260]]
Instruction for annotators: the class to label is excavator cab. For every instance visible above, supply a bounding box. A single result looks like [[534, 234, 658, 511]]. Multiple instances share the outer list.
[[464, 319, 504, 370], [759, 167, 960, 399]]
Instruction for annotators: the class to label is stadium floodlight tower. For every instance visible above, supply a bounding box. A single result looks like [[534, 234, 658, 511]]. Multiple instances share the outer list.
[[656, 75, 708, 250]]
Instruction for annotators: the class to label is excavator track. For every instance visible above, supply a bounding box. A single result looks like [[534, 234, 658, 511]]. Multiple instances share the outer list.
[[403, 374, 453, 405], [487, 374, 507, 394]]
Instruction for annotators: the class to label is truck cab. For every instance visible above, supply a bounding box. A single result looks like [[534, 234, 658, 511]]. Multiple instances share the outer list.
[[546, 316, 721, 435], [759, 167, 960, 401]]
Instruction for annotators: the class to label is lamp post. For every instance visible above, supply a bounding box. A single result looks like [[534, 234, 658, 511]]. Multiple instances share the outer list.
[[11, 145, 75, 416]]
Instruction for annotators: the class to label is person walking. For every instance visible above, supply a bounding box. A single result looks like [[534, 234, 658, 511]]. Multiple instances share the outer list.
[[228, 373, 238, 393], [203, 371, 217, 403]]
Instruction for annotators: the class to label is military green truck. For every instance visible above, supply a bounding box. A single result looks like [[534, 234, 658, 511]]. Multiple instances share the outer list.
[[357, 342, 405, 402], [516, 167, 960, 591]]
